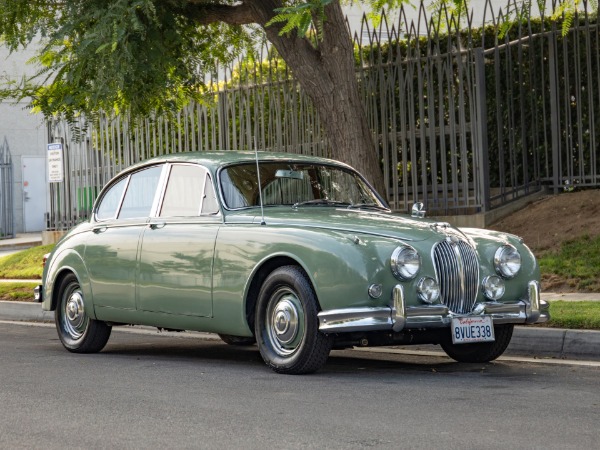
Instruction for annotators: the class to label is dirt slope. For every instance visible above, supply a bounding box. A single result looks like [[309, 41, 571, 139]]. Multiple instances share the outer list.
[[489, 188, 600, 291]]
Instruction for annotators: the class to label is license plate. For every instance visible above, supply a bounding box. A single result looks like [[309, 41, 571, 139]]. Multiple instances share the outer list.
[[451, 316, 495, 344]]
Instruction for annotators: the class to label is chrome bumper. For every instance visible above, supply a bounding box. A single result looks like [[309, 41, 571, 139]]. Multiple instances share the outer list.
[[318, 281, 548, 333]]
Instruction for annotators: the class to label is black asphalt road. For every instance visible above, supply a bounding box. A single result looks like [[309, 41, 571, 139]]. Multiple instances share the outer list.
[[1, 322, 598, 449]]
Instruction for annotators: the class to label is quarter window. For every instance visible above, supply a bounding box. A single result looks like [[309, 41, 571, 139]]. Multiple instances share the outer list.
[[201, 176, 219, 215], [96, 177, 127, 221]]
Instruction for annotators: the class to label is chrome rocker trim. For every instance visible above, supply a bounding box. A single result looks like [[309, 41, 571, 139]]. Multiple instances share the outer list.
[[318, 281, 548, 333]]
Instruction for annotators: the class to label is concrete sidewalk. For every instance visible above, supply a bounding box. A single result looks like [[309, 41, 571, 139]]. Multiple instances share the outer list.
[[2, 300, 599, 362], [0, 233, 42, 254]]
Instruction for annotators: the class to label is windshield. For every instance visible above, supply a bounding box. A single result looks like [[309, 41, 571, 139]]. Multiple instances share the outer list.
[[220, 162, 386, 210]]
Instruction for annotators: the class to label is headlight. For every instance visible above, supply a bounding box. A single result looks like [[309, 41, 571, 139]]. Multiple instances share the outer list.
[[494, 244, 521, 279], [482, 275, 505, 300], [391, 245, 421, 280], [417, 277, 440, 304]]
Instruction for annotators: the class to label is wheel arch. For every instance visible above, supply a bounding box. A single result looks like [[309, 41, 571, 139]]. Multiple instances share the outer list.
[[244, 255, 319, 333], [44, 249, 95, 318]]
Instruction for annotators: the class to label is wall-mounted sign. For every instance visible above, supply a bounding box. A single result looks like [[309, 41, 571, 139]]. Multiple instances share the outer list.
[[47, 143, 64, 183]]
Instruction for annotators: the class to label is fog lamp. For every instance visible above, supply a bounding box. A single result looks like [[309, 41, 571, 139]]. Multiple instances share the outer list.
[[417, 277, 440, 304], [482, 275, 505, 300]]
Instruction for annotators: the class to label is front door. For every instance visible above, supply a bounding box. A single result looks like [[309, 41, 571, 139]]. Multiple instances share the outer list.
[[137, 220, 219, 317], [136, 163, 221, 317]]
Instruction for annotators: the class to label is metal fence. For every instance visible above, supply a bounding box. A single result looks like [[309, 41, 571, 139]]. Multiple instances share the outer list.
[[47, 0, 600, 230], [0, 138, 14, 239]]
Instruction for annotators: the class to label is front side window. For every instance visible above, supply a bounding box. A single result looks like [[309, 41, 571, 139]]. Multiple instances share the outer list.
[[220, 162, 384, 209], [118, 166, 162, 219], [160, 165, 205, 217]]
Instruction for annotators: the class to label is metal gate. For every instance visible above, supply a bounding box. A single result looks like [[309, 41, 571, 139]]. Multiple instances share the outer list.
[[0, 138, 14, 239]]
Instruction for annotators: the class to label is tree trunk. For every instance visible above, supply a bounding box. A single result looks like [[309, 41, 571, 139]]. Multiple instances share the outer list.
[[251, 0, 387, 197]]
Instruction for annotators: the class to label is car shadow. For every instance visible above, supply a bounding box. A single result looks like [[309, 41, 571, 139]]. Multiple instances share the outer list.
[[96, 331, 525, 377]]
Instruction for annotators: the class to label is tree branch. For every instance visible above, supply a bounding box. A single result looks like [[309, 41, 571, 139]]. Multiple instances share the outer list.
[[185, 1, 260, 26]]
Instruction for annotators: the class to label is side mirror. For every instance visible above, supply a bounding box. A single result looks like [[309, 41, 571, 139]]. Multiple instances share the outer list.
[[411, 202, 426, 218]]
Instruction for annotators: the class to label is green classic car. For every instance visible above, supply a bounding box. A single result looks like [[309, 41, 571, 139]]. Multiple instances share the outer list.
[[35, 151, 548, 374]]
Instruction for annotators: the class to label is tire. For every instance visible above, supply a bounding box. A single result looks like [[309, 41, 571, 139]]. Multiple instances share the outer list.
[[440, 324, 514, 363], [255, 266, 332, 374], [218, 334, 256, 346], [55, 273, 112, 353]]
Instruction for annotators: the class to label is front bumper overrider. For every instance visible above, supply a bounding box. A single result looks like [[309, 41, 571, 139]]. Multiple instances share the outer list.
[[318, 280, 548, 333]]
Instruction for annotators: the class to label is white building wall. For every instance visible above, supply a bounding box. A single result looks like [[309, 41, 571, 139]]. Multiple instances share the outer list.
[[0, 43, 48, 233]]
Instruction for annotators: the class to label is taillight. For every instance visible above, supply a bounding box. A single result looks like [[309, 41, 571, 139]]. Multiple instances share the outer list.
[[42, 253, 50, 267]]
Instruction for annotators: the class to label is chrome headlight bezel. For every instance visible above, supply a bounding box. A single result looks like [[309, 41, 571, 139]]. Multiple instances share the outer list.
[[482, 275, 506, 300], [391, 245, 421, 280], [494, 244, 522, 279]]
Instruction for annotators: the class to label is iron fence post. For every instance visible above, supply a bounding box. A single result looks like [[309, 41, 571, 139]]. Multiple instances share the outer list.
[[548, 34, 561, 194], [474, 48, 490, 212]]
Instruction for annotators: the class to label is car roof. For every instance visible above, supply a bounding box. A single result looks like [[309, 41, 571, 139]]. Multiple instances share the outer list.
[[125, 151, 350, 175]]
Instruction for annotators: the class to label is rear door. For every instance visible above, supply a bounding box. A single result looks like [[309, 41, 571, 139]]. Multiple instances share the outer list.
[[137, 163, 221, 317], [85, 165, 163, 310]]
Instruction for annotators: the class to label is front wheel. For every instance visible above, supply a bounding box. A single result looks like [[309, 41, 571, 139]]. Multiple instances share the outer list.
[[255, 266, 332, 374], [440, 324, 514, 363], [55, 273, 112, 353]]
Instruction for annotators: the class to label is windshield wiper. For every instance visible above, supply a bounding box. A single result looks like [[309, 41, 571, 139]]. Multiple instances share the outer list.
[[347, 203, 389, 211], [292, 199, 350, 209]]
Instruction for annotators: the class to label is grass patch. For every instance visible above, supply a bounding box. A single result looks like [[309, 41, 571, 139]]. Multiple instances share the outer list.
[[539, 235, 600, 291], [0, 282, 39, 302], [0, 244, 55, 279], [540, 301, 600, 330]]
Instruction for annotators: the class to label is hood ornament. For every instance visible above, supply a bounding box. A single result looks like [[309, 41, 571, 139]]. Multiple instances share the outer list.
[[411, 202, 426, 218]]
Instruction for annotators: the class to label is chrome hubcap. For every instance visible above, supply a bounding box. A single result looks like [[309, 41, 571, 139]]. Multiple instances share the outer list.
[[63, 289, 87, 340], [266, 289, 304, 356], [273, 298, 299, 345]]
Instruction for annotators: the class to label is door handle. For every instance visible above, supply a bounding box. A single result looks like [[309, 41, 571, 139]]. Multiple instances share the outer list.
[[93, 226, 107, 234], [149, 222, 166, 230]]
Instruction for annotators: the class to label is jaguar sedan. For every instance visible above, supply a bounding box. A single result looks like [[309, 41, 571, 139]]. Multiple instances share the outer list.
[[36, 151, 548, 374]]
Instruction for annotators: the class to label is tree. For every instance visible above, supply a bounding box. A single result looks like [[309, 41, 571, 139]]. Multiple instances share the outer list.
[[0, 0, 400, 195]]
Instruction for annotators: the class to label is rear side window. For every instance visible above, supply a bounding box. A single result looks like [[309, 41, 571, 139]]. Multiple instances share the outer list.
[[118, 166, 162, 219], [96, 177, 127, 220]]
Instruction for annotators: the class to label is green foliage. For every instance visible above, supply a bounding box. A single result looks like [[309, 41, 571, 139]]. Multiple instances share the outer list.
[[268, 0, 333, 39], [0, 282, 39, 301], [544, 301, 600, 329], [551, 0, 590, 36], [0, 244, 55, 279], [0, 0, 257, 123], [539, 235, 600, 291]]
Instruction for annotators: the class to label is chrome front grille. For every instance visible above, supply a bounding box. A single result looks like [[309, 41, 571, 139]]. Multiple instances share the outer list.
[[433, 239, 479, 314]]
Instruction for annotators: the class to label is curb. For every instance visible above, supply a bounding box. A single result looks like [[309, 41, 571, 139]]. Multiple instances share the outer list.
[[3, 301, 600, 362]]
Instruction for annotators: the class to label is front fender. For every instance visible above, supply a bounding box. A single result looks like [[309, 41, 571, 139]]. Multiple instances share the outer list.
[[212, 225, 400, 335]]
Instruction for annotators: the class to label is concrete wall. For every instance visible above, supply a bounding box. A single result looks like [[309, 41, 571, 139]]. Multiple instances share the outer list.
[[0, 43, 49, 233]]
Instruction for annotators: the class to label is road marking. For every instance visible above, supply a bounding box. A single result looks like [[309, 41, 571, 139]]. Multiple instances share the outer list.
[[350, 347, 600, 367], [3, 320, 600, 367]]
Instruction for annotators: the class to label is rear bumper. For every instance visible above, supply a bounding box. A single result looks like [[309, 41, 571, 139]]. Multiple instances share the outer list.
[[318, 280, 548, 333], [33, 285, 43, 303]]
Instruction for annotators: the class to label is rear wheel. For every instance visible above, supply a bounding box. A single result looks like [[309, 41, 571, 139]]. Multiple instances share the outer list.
[[440, 324, 514, 363], [255, 266, 332, 374], [55, 273, 111, 353]]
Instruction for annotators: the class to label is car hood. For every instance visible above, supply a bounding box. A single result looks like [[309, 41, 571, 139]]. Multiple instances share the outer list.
[[224, 207, 448, 242]]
